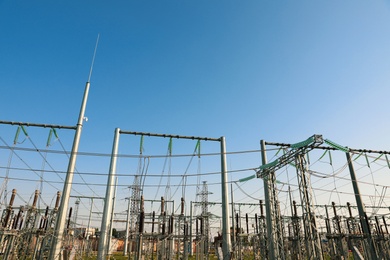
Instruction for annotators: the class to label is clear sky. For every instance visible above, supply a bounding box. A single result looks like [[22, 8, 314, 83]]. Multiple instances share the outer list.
[[1, 1, 390, 229], [2, 0, 390, 149]]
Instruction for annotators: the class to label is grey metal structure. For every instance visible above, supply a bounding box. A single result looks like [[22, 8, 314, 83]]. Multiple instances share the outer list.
[[258, 135, 325, 260], [97, 127, 120, 259], [219, 136, 232, 260], [116, 130, 232, 260], [295, 153, 323, 260], [259, 140, 285, 259], [49, 81, 91, 260], [129, 175, 142, 257], [346, 152, 379, 260], [198, 181, 211, 259]]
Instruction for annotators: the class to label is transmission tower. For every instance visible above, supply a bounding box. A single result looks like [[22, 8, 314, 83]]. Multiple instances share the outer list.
[[201, 181, 210, 259], [129, 175, 142, 247], [196, 181, 211, 259], [258, 135, 325, 260]]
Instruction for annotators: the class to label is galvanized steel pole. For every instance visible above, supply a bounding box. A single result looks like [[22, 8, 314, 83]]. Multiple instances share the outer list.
[[49, 81, 90, 260], [107, 177, 118, 255], [260, 140, 276, 259], [346, 152, 378, 260], [220, 136, 232, 259], [97, 128, 120, 259]]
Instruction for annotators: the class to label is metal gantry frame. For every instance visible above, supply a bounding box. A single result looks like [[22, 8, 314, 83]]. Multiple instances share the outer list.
[[256, 134, 385, 260], [258, 135, 325, 260], [3, 118, 390, 259], [97, 130, 232, 260]]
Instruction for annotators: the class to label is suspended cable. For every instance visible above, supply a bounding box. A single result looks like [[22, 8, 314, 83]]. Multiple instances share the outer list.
[[57, 137, 100, 197]]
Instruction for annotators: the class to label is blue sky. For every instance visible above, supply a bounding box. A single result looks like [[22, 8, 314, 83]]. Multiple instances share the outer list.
[[2, 1, 390, 150], [1, 1, 390, 229]]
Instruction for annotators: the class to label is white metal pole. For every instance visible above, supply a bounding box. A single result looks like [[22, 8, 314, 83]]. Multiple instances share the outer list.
[[49, 81, 90, 260], [97, 128, 120, 259], [107, 177, 118, 255], [220, 136, 231, 260]]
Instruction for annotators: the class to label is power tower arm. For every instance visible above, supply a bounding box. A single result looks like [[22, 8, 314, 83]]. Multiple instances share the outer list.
[[256, 134, 323, 179]]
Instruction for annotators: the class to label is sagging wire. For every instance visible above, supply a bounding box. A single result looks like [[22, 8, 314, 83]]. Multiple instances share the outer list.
[[0, 136, 60, 191], [38, 128, 59, 209], [1, 126, 23, 207], [170, 140, 201, 204], [153, 138, 171, 201], [233, 181, 259, 201], [56, 135, 99, 197]]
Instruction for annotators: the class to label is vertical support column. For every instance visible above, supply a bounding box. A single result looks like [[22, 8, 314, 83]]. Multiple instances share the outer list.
[[136, 196, 145, 260], [97, 127, 120, 259], [346, 152, 378, 260], [49, 81, 90, 260], [258, 200, 267, 259], [107, 177, 119, 255], [260, 140, 285, 259], [220, 136, 232, 259], [230, 183, 235, 257], [190, 201, 193, 256], [86, 198, 93, 240], [230, 183, 237, 255], [85, 198, 93, 257], [291, 201, 302, 259], [124, 197, 131, 255]]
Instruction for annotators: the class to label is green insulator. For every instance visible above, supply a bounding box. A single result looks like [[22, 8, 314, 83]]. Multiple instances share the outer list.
[[373, 154, 383, 162], [21, 125, 28, 137], [290, 136, 315, 149], [318, 150, 328, 161], [259, 159, 279, 170], [365, 153, 371, 168], [46, 129, 53, 147], [386, 155, 390, 169], [239, 174, 256, 182], [13, 126, 21, 145], [53, 128, 59, 139], [324, 139, 349, 153], [194, 140, 201, 158], [168, 137, 173, 156]]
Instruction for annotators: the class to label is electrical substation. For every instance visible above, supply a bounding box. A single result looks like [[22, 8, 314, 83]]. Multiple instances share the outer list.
[[1, 84, 390, 260]]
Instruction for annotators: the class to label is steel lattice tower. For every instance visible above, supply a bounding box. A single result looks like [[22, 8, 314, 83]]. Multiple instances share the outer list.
[[197, 181, 211, 259], [295, 154, 323, 260], [258, 135, 325, 260], [130, 175, 142, 237]]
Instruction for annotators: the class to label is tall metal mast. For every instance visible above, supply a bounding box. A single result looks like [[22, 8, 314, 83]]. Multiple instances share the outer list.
[[49, 81, 90, 259], [49, 35, 98, 259], [97, 127, 120, 259]]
